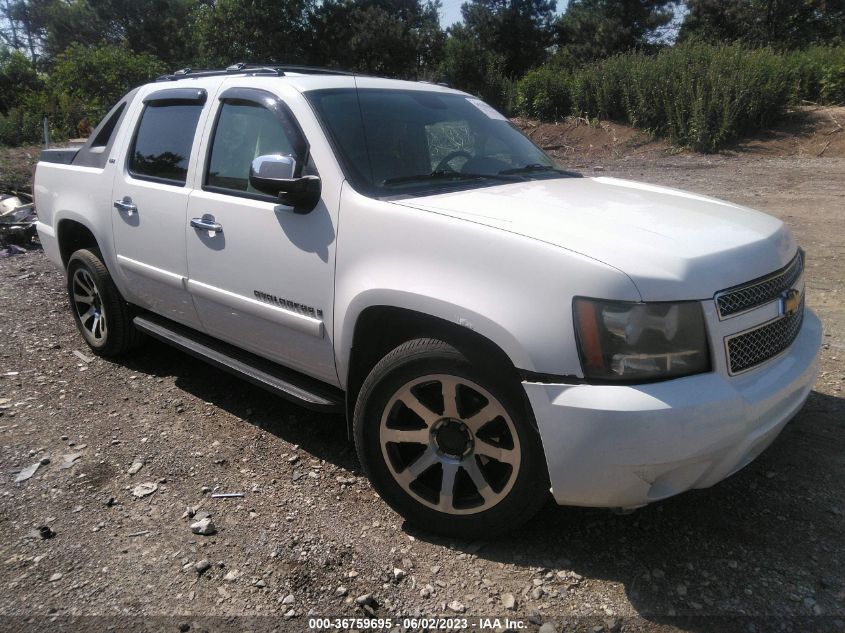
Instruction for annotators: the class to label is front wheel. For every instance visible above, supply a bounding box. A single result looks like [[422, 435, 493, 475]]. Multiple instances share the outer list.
[[66, 248, 141, 357], [353, 338, 550, 537]]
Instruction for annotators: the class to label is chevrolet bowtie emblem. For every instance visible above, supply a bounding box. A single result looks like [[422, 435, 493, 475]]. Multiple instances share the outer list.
[[780, 288, 802, 317]]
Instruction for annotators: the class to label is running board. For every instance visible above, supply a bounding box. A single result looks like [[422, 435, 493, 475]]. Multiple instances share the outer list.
[[133, 314, 343, 413]]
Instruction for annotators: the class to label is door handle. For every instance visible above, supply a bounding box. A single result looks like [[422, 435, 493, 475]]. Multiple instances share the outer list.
[[190, 215, 223, 233], [113, 197, 137, 215]]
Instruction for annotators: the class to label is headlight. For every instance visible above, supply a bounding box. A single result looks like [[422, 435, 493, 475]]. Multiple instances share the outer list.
[[573, 297, 710, 381]]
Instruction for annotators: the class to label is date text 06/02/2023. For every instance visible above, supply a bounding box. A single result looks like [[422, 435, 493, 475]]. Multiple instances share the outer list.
[[307, 617, 528, 629]]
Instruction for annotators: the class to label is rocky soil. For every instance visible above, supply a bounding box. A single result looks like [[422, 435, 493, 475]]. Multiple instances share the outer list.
[[0, 150, 843, 632]]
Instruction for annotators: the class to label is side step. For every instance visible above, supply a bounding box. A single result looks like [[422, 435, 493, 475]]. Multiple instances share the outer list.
[[133, 314, 344, 413]]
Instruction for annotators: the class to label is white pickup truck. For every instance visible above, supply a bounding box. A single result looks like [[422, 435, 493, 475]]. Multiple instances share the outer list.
[[34, 65, 821, 537]]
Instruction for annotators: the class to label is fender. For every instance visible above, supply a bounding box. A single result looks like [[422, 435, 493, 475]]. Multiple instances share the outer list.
[[336, 288, 531, 387]]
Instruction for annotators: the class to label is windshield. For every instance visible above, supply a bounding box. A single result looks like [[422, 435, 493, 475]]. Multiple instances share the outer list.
[[305, 88, 572, 197]]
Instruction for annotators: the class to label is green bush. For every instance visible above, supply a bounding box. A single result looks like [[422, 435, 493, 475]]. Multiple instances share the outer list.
[[822, 60, 845, 104], [49, 43, 167, 130], [0, 49, 41, 114], [0, 43, 166, 146], [517, 43, 845, 151], [575, 44, 792, 151], [519, 43, 799, 151], [0, 49, 44, 146], [516, 67, 572, 121], [786, 46, 845, 105], [0, 105, 44, 147]]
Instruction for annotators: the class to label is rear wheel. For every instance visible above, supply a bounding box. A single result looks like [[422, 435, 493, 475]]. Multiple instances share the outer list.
[[66, 248, 140, 357], [354, 338, 549, 537]]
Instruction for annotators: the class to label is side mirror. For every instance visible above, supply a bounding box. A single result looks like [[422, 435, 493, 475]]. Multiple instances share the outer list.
[[249, 154, 321, 213]]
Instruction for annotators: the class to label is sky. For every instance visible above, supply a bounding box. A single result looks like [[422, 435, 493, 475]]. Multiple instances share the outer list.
[[439, 0, 571, 27]]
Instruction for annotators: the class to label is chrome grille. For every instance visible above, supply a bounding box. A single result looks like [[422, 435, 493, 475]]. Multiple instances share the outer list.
[[715, 251, 804, 319], [726, 297, 804, 374]]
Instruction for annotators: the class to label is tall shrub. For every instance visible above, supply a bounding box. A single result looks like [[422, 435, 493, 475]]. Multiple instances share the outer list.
[[568, 43, 792, 151], [786, 47, 845, 105], [516, 66, 571, 120]]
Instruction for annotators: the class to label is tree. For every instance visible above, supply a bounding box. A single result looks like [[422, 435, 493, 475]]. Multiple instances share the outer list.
[[49, 42, 166, 111], [0, 46, 40, 113], [39, 1, 113, 60], [44, 43, 166, 139], [197, 0, 316, 67], [458, 0, 556, 77], [554, 0, 676, 63], [309, 0, 444, 78], [0, 0, 52, 65], [440, 23, 514, 110], [679, 0, 845, 49], [91, 0, 200, 68], [1, 0, 202, 68]]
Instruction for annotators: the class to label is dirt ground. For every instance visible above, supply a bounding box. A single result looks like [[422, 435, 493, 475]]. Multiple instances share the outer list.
[[0, 145, 39, 192], [515, 106, 845, 163], [0, 118, 843, 633]]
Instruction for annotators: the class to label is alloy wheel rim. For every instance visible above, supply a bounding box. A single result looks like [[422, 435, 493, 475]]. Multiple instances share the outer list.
[[379, 374, 521, 515], [71, 268, 107, 345]]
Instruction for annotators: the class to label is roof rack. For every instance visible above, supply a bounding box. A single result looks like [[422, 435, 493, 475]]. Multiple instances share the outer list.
[[156, 62, 355, 82]]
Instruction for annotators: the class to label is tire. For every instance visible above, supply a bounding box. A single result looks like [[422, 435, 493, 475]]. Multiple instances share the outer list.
[[353, 338, 550, 538], [66, 248, 141, 357]]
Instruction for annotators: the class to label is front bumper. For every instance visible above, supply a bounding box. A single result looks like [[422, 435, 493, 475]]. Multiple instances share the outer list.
[[524, 308, 822, 508]]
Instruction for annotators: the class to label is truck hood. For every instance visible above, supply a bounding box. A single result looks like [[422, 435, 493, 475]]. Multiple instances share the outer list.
[[391, 176, 796, 301]]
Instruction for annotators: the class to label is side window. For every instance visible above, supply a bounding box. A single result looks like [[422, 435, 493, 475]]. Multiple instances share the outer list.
[[91, 102, 126, 148], [128, 102, 203, 185], [205, 100, 302, 194], [72, 92, 137, 169]]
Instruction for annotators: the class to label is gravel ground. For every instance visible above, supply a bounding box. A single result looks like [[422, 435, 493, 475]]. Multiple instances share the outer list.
[[0, 154, 843, 633]]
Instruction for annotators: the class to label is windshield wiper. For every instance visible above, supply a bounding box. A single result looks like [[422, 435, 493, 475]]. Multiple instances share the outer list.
[[499, 164, 583, 177], [382, 170, 520, 186]]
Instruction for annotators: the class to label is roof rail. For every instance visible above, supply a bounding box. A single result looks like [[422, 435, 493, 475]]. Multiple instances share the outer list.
[[156, 62, 355, 82], [271, 64, 356, 76]]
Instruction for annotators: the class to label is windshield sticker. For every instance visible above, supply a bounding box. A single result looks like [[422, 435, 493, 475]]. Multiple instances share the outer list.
[[466, 98, 507, 121]]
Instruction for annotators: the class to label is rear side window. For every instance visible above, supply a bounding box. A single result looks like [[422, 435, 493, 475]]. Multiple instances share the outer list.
[[91, 103, 125, 148], [72, 90, 139, 169], [128, 102, 203, 185]]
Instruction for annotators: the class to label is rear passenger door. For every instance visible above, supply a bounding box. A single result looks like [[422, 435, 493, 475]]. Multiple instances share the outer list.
[[111, 87, 208, 329], [185, 86, 339, 385]]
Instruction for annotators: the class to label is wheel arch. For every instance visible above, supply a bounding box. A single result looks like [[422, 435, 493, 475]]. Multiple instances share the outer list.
[[341, 301, 536, 439], [57, 217, 100, 269]]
